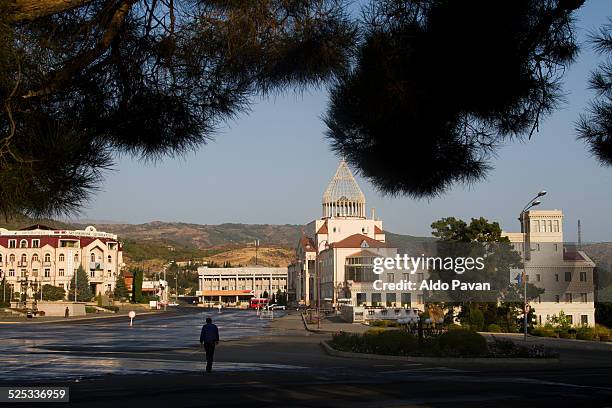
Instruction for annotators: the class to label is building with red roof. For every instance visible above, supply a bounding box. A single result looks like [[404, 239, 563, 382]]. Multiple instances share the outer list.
[[0, 225, 124, 300], [288, 160, 417, 310]]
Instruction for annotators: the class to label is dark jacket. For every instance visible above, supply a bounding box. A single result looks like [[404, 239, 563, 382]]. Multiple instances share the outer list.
[[200, 323, 219, 344]]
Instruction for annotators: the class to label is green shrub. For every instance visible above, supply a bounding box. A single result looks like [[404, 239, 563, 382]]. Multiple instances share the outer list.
[[576, 327, 595, 341], [85, 306, 97, 314], [595, 324, 610, 341], [331, 330, 417, 356], [487, 324, 502, 333], [531, 326, 552, 337], [438, 329, 487, 356], [102, 305, 119, 313], [363, 330, 418, 355], [468, 308, 485, 331]]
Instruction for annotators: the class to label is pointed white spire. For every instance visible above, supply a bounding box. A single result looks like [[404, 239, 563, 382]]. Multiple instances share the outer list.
[[322, 160, 366, 218]]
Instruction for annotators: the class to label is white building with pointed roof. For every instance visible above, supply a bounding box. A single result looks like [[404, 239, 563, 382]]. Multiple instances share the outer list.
[[288, 161, 421, 311]]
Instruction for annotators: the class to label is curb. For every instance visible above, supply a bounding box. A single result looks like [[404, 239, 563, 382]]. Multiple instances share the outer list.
[[480, 333, 612, 351], [301, 313, 326, 333], [320, 340, 561, 364], [0, 310, 164, 325]]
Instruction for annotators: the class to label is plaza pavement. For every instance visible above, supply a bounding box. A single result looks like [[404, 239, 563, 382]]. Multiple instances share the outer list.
[[2, 310, 612, 407]]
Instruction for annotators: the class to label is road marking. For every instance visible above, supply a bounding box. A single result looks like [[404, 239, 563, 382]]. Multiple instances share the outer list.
[[410, 367, 468, 372]]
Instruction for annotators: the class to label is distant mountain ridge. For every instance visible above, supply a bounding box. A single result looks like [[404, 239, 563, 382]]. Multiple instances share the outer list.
[[69, 221, 436, 250], [2, 217, 611, 275]]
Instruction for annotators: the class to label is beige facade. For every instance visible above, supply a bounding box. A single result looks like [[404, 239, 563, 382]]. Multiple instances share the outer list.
[[0, 225, 124, 299], [503, 210, 596, 326], [289, 160, 423, 309], [197, 266, 288, 306]]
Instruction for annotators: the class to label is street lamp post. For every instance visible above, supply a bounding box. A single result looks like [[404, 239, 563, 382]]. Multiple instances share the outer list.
[[519, 190, 546, 341], [163, 266, 167, 311]]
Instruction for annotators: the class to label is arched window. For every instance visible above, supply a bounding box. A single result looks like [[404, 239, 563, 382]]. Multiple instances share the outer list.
[[107, 255, 112, 263], [9, 254, 15, 262], [74, 254, 78, 262], [19, 239, 27, 248], [32, 254, 39, 262], [90, 253, 95, 262], [59, 254, 65, 262], [20, 254, 27, 263], [0, 254, 2, 263], [44, 253, 51, 263]]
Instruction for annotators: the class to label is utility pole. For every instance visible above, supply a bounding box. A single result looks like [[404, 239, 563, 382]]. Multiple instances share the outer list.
[[519, 190, 546, 341], [578, 219, 582, 250], [255, 239, 259, 266]]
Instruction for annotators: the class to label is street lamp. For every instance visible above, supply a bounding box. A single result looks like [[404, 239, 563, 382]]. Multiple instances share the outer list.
[[519, 190, 547, 341]]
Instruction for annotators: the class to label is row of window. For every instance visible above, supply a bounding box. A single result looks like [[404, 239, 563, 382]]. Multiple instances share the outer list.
[[3, 238, 90, 249], [5, 239, 41, 249], [0, 253, 112, 263], [547, 292, 589, 303], [355, 292, 423, 306], [1, 268, 115, 278], [536, 314, 589, 326], [526, 271, 588, 283], [531, 219, 560, 233]]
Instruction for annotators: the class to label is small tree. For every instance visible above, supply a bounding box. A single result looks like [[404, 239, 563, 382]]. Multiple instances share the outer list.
[[68, 266, 92, 302], [113, 273, 128, 300], [262, 290, 269, 299], [0, 277, 8, 306], [549, 311, 572, 330], [38, 285, 65, 301], [131, 268, 144, 303], [276, 289, 287, 306]]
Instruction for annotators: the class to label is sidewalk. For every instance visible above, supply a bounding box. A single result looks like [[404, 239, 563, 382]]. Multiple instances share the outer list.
[[481, 331, 612, 351], [301, 313, 370, 334]]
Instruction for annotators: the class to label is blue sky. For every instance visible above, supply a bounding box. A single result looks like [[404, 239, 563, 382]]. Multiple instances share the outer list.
[[75, 1, 612, 242]]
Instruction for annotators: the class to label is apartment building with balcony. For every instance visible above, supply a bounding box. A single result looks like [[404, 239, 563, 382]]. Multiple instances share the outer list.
[[0, 224, 123, 299]]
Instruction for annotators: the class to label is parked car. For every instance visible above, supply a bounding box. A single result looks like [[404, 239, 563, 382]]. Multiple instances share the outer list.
[[168, 302, 180, 307], [269, 304, 286, 311]]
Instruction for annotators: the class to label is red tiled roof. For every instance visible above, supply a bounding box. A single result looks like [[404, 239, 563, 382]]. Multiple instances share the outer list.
[[317, 222, 328, 234], [299, 235, 316, 252], [563, 251, 585, 261], [329, 234, 387, 249], [0, 235, 117, 249], [374, 225, 384, 234]]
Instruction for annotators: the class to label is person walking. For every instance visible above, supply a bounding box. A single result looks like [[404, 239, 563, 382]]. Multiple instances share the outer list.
[[199, 317, 219, 373]]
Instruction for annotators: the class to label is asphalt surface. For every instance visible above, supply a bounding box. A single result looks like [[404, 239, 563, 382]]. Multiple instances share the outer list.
[[1, 309, 611, 407]]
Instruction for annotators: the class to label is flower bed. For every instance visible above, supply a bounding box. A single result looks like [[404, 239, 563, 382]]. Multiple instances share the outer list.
[[531, 323, 610, 342], [330, 328, 558, 358]]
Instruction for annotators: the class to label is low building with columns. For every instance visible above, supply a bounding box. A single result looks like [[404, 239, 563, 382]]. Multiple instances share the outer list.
[[197, 266, 287, 306], [0, 224, 123, 299]]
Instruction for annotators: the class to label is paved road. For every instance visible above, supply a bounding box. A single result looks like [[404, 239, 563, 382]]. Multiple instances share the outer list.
[[1, 310, 611, 407], [0, 308, 292, 381]]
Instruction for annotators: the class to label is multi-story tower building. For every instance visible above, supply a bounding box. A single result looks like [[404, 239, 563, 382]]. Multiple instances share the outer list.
[[503, 210, 596, 326], [0, 225, 123, 299], [288, 160, 420, 309]]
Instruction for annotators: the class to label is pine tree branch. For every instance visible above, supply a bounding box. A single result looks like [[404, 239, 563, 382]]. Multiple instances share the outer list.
[[6, 0, 96, 23], [21, 0, 136, 99]]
